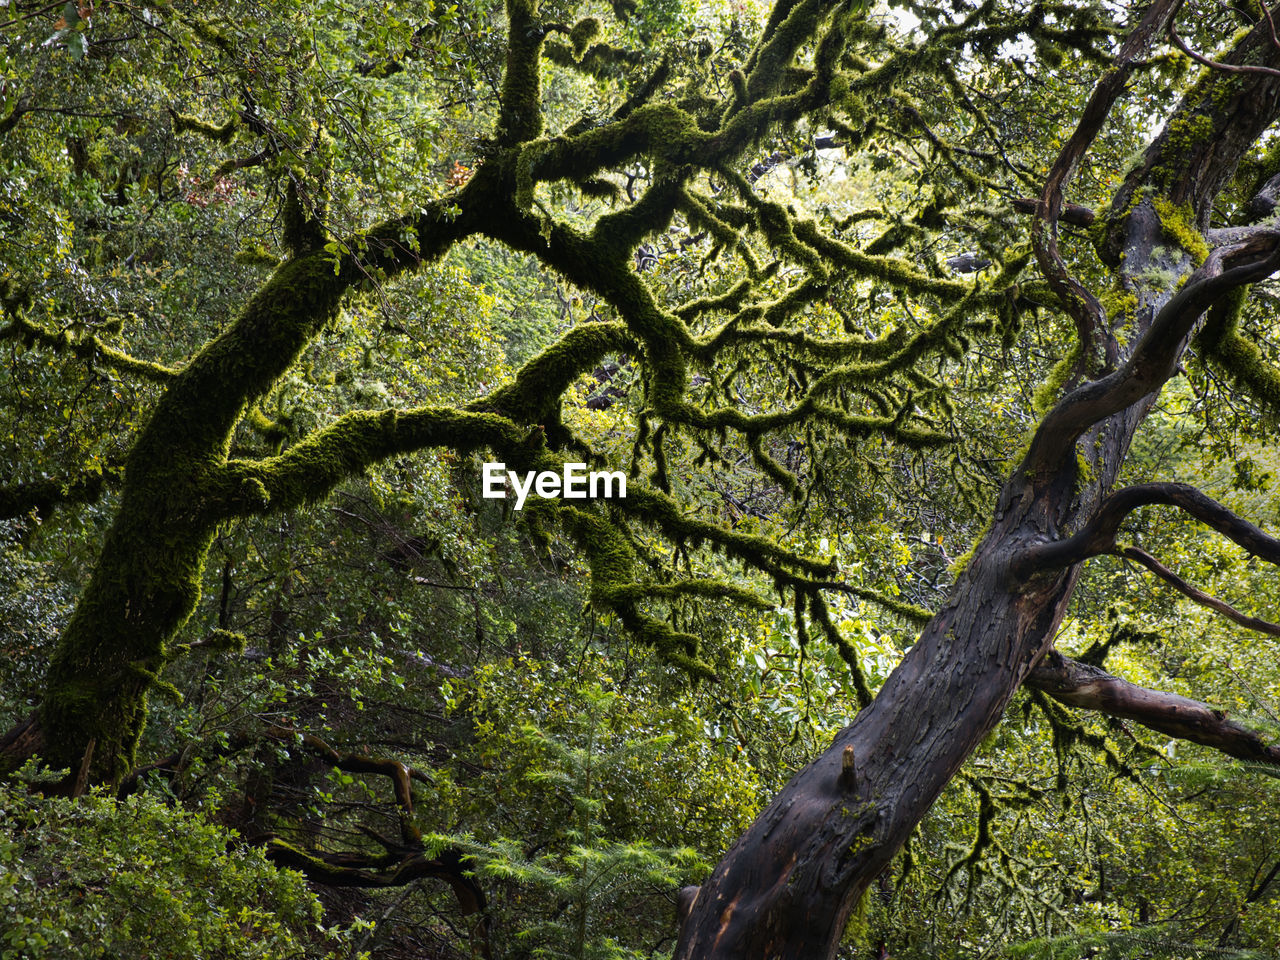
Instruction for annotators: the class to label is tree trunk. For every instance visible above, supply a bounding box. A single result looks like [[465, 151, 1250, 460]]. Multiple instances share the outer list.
[[674, 459, 1091, 955], [12, 250, 350, 784]]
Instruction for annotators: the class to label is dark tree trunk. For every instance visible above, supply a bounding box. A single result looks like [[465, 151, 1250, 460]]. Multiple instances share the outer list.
[[674, 448, 1096, 956]]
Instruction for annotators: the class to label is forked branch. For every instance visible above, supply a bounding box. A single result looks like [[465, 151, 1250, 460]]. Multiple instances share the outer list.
[[1030, 0, 1182, 353], [1025, 235, 1280, 471]]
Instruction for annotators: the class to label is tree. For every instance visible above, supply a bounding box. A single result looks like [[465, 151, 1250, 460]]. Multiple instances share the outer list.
[[5, 0, 1280, 956]]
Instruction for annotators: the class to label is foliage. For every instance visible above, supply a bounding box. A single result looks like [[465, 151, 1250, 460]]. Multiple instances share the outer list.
[[0, 776, 358, 960], [447, 666, 751, 958]]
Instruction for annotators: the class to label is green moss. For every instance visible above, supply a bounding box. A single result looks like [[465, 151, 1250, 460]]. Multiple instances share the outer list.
[[1164, 113, 1214, 153], [1, 313, 177, 383], [569, 17, 600, 57], [622, 486, 832, 580], [170, 111, 238, 144], [498, 0, 546, 144], [793, 219, 971, 301], [742, 0, 825, 104], [514, 139, 545, 210], [1032, 338, 1083, 415], [234, 243, 282, 269], [245, 405, 288, 448], [1100, 289, 1136, 324], [748, 436, 800, 497], [560, 505, 718, 678], [1197, 286, 1280, 410], [808, 591, 872, 707], [483, 321, 632, 423], [1152, 196, 1208, 265], [1074, 448, 1095, 495]]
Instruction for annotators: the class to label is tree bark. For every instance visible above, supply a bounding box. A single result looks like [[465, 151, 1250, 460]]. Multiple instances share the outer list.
[[674, 478, 1087, 956]]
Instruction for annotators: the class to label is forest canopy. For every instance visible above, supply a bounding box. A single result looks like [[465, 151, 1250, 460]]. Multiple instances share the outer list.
[[5, 0, 1280, 956]]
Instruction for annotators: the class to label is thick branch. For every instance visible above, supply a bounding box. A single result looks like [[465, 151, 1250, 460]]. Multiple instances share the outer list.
[[497, 0, 545, 144], [1106, 0, 1280, 241], [213, 408, 532, 518], [128, 193, 476, 478], [482, 322, 634, 422], [264, 841, 482, 904], [1028, 652, 1280, 765], [255, 725, 489, 953], [1015, 481, 1280, 573]]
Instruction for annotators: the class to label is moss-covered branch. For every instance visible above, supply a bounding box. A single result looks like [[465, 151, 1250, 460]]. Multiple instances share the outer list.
[[1196, 286, 1280, 410], [169, 108, 239, 143], [543, 37, 646, 78], [482, 322, 635, 423], [0, 467, 119, 521], [522, 4, 850, 195], [0, 314, 178, 382], [214, 408, 533, 518], [558, 505, 712, 676], [497, 0, 546, 144], [791, 219, 972, 300], [618, 484, 832, 580]]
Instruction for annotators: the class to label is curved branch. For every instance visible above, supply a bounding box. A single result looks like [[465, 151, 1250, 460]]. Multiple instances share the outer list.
[[1027, 651, 1280, 765], [1024, 234, 1280, 471], [542, 38, 645, 79], [263, 725, 424, 844], [264, 841, 484, 905], [1015, 481, 1280, 574], [1116, 545, 1280, 636], [256, 725, 490, 956], [212, 408, 533, 519], [483, 321, 635, 423], [1168, 0, 1280, 80], [617, 485, 834, 580]]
